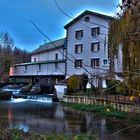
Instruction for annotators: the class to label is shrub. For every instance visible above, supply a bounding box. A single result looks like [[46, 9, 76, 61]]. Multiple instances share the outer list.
[[0, 91, 12, 100], [0, 128, 99, 140], [67, 75, 81, 93]]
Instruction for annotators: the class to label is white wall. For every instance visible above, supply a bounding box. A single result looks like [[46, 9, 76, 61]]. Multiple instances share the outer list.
[[12, 62, 65, 76], [10, 47, 66, 77], [31, 48, 66, 62], [54, 84, 67, 100], [66, 13, 110, 77]]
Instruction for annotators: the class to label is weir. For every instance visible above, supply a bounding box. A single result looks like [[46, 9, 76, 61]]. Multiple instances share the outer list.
[[10, 95, 52, 103], [27, 95, 52, 103]]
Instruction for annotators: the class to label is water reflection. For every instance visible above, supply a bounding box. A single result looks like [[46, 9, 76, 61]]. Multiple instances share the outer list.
[[10, 98, 27, 103], [8, 107, 13, 129], [0, 100, 139, 140]]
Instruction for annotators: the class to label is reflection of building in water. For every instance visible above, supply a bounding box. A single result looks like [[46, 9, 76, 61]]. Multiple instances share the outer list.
[[8, 107, 13, 129], [0, 101, 138, 139]]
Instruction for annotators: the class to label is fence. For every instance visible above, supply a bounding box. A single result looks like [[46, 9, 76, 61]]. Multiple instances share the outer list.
[[63, 95, 140, 113]]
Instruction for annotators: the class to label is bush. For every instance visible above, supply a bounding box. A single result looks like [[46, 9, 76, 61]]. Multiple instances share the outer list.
[[0, 91, 12, 100], [67, 75, 81, 93]]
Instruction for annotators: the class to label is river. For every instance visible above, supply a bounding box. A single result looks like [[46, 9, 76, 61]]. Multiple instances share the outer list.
[[0, 97, 139, 140]]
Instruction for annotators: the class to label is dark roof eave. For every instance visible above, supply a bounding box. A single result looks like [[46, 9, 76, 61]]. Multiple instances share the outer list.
[[64, 10, 114, 29]]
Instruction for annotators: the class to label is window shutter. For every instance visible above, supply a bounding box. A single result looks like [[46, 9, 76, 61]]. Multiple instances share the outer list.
[[90, 59, 92, 67], [91, 28, 93, 36], [81, 31, 83, 37], [81, 60, 82, 67], [81, 44, 83, 53], [75, 31, 77, 39], [97, 59, 100, 67], [91, 43, 93, 52], [98, 43, 100, 51], [75, 45, 77, 53], [97, 27, 100, 35], [74, 60, 77, 68]]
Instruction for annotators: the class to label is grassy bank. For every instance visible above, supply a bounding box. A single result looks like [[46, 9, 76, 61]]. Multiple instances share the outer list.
[[62, 102, 127, 119], [0, 128, 99, 140]]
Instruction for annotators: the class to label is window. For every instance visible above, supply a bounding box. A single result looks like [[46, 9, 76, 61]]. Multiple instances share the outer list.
[[24, 65, 27, 73], [85, 16, 90, 22], [55, 53, 58, 60], [75, 44, 83, 54], [91, 58, 100, 67], [75, 30, 83, 39], [55, 63, 58, 69], [38, 64, 41, 71], [91, 42, 100, 52], [103, 59, 108, 66], [91, 27, 100, 37], [34, 58, 36, 62], [75, 59, 82, 68]]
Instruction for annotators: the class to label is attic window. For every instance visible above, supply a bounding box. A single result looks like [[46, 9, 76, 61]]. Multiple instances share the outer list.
[[85, 16, 90, 22]]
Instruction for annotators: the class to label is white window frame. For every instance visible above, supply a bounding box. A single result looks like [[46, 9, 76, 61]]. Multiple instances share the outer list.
[[91, 58, 100, 68], [75, 44, 83, 54], [91, 42, 100, 52]]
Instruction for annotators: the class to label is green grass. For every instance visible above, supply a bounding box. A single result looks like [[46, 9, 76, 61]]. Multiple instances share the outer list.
[[62, 102, 127, 119]]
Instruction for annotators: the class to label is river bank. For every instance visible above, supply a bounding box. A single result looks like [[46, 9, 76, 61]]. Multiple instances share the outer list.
[[61, 102, 140, 122], [0, 128, 99, 140], [0, 98, 140, 140], [63, 95, 140, 113]]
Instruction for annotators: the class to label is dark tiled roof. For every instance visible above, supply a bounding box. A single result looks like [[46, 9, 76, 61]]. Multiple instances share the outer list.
[[64, 10, 113, 29], [32, 38, 66, 55]]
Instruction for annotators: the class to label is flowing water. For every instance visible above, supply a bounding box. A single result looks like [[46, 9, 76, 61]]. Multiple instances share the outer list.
[[0, 96, 140, 140]]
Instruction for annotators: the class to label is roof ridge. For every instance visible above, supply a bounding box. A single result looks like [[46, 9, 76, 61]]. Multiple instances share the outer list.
[[64, 10, 113, 29], [32, 38, 66, 55]]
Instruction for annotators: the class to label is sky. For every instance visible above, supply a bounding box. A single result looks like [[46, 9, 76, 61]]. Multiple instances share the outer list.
[[0, 0, 121, 52]]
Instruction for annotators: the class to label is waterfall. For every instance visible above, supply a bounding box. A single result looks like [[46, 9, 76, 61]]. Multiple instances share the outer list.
[[27, 95, 52, 103]]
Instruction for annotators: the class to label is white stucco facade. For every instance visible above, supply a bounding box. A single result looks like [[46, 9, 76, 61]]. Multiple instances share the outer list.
[[10, 38, 66, 83], [65, 11, 111, 85], [11, 61, 65, 77], [10, 11, 112, 87], [31, 49, 66, 62]]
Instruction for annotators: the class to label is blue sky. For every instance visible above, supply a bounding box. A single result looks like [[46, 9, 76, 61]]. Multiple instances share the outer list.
[[0, 0, 121, 52]]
